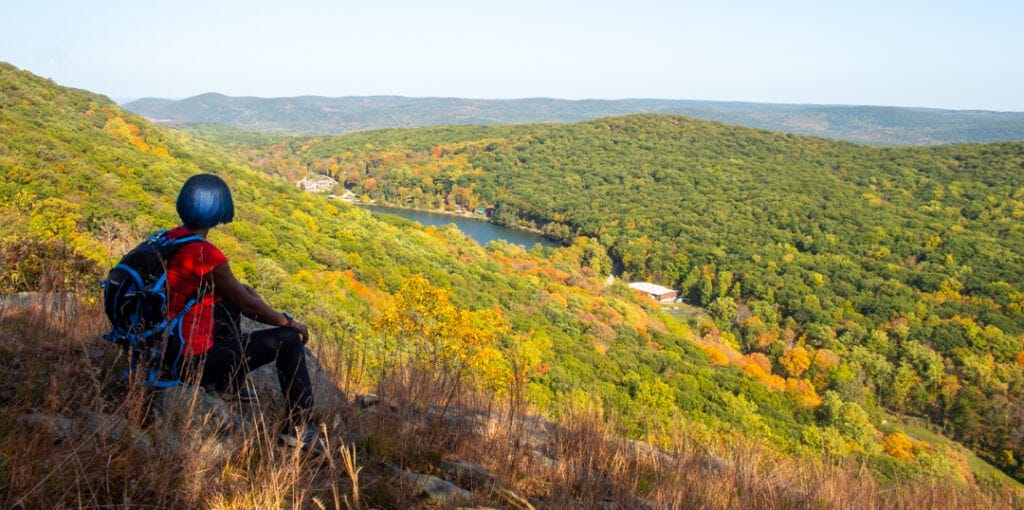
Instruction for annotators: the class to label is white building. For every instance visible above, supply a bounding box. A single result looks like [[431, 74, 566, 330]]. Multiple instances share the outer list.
[[628, 282, 678, 302], [297, 176, 338, 193]]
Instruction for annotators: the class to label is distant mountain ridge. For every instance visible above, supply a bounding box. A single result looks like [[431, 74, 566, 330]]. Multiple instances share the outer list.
[[123, 93, 1024, 145]]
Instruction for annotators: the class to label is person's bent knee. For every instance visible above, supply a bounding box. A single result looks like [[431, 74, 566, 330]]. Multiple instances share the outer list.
[[277, 327, 305, 354]]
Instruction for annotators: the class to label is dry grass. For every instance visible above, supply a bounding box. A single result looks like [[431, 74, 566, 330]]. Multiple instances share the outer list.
[[1, 259, 1021, 508], [0, 294, 347, 509], [456, 401, 1020, 510]]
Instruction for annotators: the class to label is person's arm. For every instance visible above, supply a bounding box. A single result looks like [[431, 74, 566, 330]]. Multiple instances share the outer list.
[[211, 261, 310, 343], [241, 283, 260, 298]]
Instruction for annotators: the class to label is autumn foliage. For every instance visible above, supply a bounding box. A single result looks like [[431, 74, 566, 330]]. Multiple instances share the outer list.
[[372, 274, 509, 394], [4, 61, 1024, 503], [883, 431, 920, 461], [780, 346, 812, 378]]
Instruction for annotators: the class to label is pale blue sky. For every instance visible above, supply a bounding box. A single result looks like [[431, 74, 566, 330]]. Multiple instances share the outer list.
[[2, 0, 1022, 110]]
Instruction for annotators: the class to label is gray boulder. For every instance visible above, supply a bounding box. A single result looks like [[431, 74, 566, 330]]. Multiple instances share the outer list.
[[152, 385, 249, 437], [19, 413, 73, 441], [439, 460, 536, 510], [19, 410, 152, 450], [80, 411, 153, 450], [383, 462, 474, 505], [246, 346, 348, 420], [441, 460, 498, 490]]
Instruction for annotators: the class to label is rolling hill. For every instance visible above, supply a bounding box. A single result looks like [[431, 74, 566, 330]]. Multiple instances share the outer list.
[[124, 93, 1024, 146], [225, 111, 1024, 486]]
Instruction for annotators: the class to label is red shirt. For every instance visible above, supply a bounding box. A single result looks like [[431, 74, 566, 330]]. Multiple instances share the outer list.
[[165, 226, 228, 356]]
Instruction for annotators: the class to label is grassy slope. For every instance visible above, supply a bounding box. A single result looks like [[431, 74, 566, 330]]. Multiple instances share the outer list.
[[2, 61, 1021, 506], [886, 412, 1024, 490]]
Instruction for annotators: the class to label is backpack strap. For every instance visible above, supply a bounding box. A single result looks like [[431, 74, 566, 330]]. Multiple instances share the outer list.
[[146, 230, 209, 388], [151, 292, 203, 388], [113, 263, 147, 292]]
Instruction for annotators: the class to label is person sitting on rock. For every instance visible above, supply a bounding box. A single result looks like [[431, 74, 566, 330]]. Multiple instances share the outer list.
[[166, 173, 322, 452]]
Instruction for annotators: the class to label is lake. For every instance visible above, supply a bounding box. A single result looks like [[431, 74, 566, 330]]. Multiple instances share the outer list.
[[360, 204, 559, 249]]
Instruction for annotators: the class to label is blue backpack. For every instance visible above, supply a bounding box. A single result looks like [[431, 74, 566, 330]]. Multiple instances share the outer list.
[[101, 230, 205, 388]]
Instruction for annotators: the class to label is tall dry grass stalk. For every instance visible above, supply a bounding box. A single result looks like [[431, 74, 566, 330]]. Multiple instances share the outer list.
[[337, 440, 363, 510], [316, 329, 369, 396], [358, 362, 483, 465]]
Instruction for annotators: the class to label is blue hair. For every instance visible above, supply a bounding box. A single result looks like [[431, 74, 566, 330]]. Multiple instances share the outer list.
[[176, 174, 235, 229]]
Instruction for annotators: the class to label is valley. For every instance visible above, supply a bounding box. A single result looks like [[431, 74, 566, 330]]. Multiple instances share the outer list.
[[2, 60, 1023, 507]]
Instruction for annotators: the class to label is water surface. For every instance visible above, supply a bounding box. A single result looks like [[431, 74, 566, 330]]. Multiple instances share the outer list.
[[360, 204, 559, 249]]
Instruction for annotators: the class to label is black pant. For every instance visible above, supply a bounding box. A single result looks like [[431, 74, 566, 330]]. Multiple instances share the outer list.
[[183, 303, 314, 432]]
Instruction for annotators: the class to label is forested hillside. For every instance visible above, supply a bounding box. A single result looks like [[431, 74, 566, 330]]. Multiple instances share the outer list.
[[226, 115, 1024, 483], [124, 93, 1024, 145], [1, 61, 1021, 505]]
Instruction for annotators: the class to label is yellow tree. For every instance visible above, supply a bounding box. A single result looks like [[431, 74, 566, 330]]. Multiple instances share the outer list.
[[780, 345, 812, 378], [883, 431, 917, 461], [372, 275, 510, 410]]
